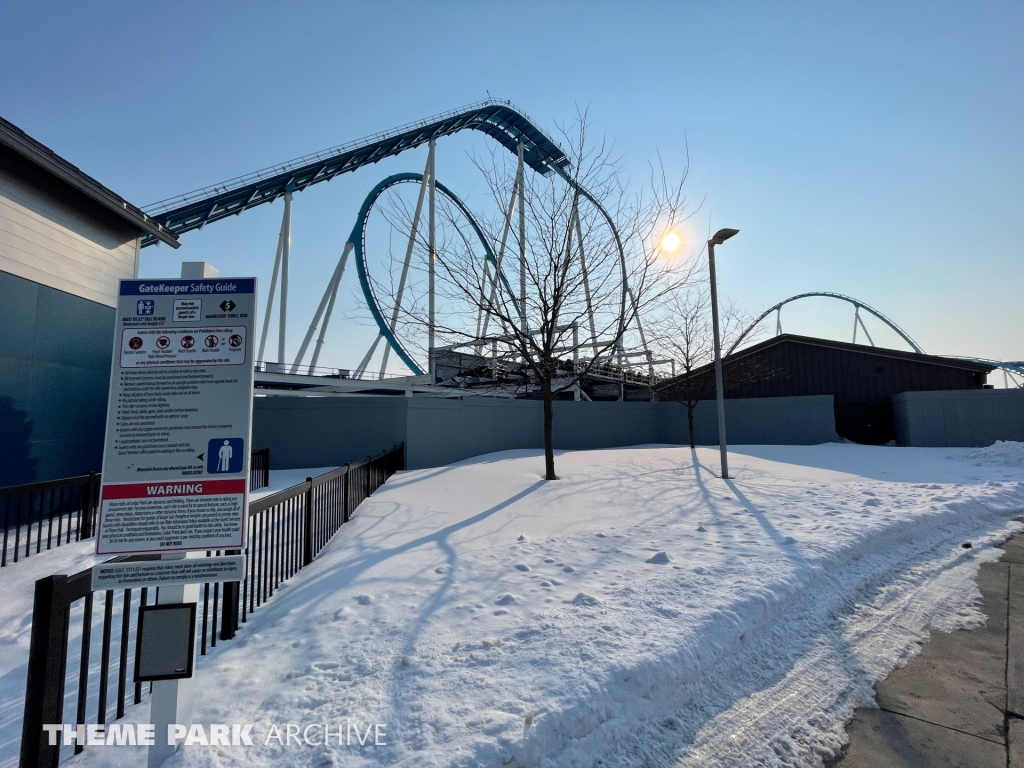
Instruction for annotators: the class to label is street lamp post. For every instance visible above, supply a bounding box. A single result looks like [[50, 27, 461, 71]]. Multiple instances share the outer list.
[[707, 228, 739, 479]]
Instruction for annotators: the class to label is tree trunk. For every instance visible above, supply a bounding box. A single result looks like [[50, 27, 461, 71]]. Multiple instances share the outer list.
[[686, 403, 696, 450], [542, 383, 556, 480]]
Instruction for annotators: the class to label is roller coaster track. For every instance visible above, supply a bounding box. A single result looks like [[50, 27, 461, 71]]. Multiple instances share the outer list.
[[143, 98, 636, 381], [140, 99, 569, 247], [350, 173, 519, 375], [729, 292, 1023, 386], [729, 291, 925, 355]]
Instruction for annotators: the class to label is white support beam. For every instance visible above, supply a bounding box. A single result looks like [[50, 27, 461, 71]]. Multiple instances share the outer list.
[[355, 333, 384, 377], [858, 311, 875, 346], [257, 217, 285, 364], [381, 146, 432, 378], [291, 240, 352, 372], [573, 204, 599, 347], [277, 190, 293, 364], [517, 144, 527, 337], [478, 154, 521, 345], [427, 139, 437, 383]]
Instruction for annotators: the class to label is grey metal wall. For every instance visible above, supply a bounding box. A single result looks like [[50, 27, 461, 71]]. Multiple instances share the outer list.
[[0, 270, 114, 486], [253, 393, 839, 471], [692, 395, 839, 445], [252, 396, 408, 470], [404, 399, 536, 468], [893, 389, 1024, 447]]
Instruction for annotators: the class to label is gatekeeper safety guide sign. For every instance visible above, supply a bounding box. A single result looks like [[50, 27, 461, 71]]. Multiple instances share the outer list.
[[96, 278, 257, 555]]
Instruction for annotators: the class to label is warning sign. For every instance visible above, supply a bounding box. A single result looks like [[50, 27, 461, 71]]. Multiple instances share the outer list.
[[97, 278, 257, 555], [92, 555, 246, 591], [118, 326, 247, 367], [97, 479, 245, 552]]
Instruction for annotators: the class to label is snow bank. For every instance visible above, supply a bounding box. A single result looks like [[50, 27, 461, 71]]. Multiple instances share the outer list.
[[963, 440, 1024, 467], [4, 445, 1023, 768]]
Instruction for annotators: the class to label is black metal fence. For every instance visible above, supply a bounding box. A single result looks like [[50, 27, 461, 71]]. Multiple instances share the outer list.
[[250, 448, 270, 491], [1, 474, 99, 568], [19, 444, 403, 768], [2, 450, 272, 569]]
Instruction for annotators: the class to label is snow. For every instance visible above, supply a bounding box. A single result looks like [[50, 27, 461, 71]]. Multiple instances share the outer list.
[[3, 445, 1023, 768], [0, 467, 330, 768], [962, 439, 1024, 467], [249, 467, 338, 502]]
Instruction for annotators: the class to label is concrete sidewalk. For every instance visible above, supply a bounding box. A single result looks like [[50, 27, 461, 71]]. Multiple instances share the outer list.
[[832, 535, 1024, 767]]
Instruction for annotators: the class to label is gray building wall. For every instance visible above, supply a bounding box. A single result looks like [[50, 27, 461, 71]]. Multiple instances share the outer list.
[[893, 389, 1024, 447], [251, 396, 409, 471], [691, 395, 839, 445], [0, 144, 141, 308], [0, 270, 114, 485], [253, 393, 839, 471], [0, 144, 143, 487], [406, 399, 539, 468]]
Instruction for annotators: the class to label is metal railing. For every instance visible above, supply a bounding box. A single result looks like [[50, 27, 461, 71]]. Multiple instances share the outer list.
[[249, 448, 270, 491], [1, 474, 99, 568], [254, 360, 417, 380], [3, 450, 271, 569], [19, 444, 403, 768]]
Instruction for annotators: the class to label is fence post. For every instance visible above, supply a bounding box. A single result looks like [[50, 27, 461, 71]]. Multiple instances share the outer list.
[[20, 575, 70, 768], [302, 478, 314, 566], [343, 465, 350, 523], [81, 473, 98, 539], [220, 549, 241, 641]]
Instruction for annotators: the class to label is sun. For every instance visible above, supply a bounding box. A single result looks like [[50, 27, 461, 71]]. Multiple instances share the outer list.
[[660, 230, 682, 253]]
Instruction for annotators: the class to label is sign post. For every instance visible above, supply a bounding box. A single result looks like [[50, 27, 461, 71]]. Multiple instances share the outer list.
[[96, 277, 256, 767]]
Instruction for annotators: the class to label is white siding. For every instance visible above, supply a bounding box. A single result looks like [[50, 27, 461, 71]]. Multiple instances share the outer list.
[[0, 165, 139, 307]]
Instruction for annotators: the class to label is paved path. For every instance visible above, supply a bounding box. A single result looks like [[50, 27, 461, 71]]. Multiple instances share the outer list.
[[832, 535, 1024, 767]]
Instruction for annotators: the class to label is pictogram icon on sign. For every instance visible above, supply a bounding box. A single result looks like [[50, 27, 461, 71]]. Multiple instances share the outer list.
[[180, 335, 195, 349], [208, 437, 244, 474], [136, 300, 154, 316], [228, 334, 243, 348], [155, 336, 171, 350], [128, 337, 143, 350], [205, 335, 219, 348], [219, 300, 236, 312]]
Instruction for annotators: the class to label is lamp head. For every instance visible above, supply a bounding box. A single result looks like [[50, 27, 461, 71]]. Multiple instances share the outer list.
[[709, 228, 739, 246]]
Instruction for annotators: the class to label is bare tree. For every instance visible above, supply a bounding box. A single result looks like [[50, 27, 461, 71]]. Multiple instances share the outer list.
[[650, 269, 759, 449], [372, 112, 696, 480]]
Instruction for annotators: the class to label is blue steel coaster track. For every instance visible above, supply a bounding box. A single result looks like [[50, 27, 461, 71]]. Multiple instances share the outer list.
[[140, 99, 570, 247], [729, 292, 925, 355], [349, 173, 521, 376], [143, 98, 635, 378]]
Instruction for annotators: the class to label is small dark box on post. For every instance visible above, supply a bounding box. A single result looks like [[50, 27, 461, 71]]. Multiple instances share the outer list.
[[134, 603, 197, 682]]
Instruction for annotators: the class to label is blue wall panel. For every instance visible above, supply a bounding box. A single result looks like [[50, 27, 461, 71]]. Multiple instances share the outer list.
[[894, 389, 1024, 447], [253, 394, 839, 472], [0, 270, 113, 486]]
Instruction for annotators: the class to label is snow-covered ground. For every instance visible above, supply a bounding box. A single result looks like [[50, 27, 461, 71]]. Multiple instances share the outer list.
[[0, 467, 332, 768], [250, 466, 338, 502], [3, 444, 1023, 768]]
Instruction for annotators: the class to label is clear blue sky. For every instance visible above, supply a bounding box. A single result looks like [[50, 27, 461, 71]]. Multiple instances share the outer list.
[[2, 2, 1021, 372]]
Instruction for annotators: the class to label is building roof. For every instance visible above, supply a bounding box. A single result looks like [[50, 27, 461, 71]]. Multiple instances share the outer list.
[[657, 333, 993, 391], [0, 115, 179, 248]]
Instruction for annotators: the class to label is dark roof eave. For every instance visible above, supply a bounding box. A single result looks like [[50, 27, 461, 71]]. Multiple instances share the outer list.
[[655, 333, 994, 389], [0, 115, 180, 249]]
